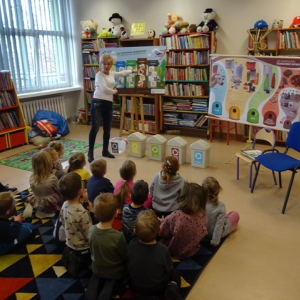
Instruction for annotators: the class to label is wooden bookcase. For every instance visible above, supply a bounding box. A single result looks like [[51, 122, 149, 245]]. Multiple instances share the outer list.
[[81, 37, 119, 125], [117, 38, 161, 134], [246, 28, 300, 142], [160, 32, 216, 135], [0, 71, 28, 151]]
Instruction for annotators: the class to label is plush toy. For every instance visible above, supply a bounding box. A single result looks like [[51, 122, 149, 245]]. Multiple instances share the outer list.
[[290, 16, 300, 28], [162, 13, 183, 34], [197, 8, 218, 32], [147, 29, 156, 38], [108, 13, 128, 39], [188, 24, 197, 33], [251, 20, 268, 30], [179, 22, 189, 33], [99, 28, 114, 38], [272, 19, 284, 29], [80, 19, 98, 38]]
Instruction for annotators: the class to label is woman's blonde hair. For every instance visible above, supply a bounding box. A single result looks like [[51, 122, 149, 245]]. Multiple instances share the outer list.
[[100, 53, 113, 65], [68, 152, 86, 173], [202, 176, 222, 206], [117, 160, 136, 209], [179, 182, 207, 215], [161, 156, 179, 185], [30, 151, 52, 185]]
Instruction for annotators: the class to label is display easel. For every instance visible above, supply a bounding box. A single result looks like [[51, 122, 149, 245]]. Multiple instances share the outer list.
[[119, 94, 145, 137]]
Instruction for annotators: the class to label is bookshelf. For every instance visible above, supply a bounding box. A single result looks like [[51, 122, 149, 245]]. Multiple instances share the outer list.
[[119, 38, 159, 47], [160, 32, 216, 134], [0, 71, 28, 151], [246, 27, 300, 142], [81, 37, 120, 125]]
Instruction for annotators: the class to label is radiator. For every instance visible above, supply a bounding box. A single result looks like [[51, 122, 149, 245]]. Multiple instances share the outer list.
[[21, 96, 67, 125]]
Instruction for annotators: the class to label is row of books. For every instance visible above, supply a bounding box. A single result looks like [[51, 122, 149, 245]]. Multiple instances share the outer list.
[[167, 50, 209, 65], [163, 112, 208, 128], [98, 39, 118, 49], [84, 66, 99, 78], [248, 34, 268, 49], [165, 83, 205, 97], [166, 67, 208, 81], [124, 116, 156, 133], [0, 71, 13, 90], [84, 78, 95, 91], [161, 34, 210, 50], [82, 52, 99, 65], [113, 109, 120, 120], [82, 40, 100, 51], [126, 99, 155, 115], [278, 31, 299, 49], [163, 98, 207, 112], [0, 111, 20, 130], [0, 91, 16, 108]]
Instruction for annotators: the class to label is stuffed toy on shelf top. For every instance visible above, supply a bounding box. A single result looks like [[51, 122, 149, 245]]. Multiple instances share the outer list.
[[162, 13, 184, 34], [80, 19, 98, 38], [197, 8, 218, 32], [290, 16, 300, 28], [108, 13, 128, 39]]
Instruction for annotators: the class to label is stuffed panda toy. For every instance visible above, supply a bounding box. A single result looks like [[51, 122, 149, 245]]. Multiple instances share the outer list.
[[197, 8, 219, 32]]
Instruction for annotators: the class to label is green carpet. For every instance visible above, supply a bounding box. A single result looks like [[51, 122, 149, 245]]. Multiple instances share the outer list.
[[0, 139, 102, 171]]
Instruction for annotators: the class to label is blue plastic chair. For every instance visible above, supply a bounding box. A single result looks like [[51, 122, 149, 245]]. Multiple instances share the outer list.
[[251, 122, 300, 214]]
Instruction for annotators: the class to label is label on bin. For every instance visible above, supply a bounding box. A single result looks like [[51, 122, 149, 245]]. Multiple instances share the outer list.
[[131, 142, 139, 154], [151, 145, 159, 157], [111, 142, 119, 153], [194, 151, 203, 164], [171, 148, 179, 161]]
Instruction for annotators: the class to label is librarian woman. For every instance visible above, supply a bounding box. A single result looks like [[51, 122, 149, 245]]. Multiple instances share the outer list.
[[88, 53, 138, 162]]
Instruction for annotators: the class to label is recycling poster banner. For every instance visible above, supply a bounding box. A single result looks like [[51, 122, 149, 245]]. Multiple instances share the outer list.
[[208, 55, 300, 131], [100, 46, 167, 95]]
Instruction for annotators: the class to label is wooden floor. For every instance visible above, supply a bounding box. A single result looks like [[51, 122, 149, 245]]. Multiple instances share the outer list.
[[1, 124, 300, 300]]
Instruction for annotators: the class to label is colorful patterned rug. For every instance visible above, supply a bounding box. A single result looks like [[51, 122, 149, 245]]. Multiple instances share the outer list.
[[0, 189, 226, 300], [0, 139, 102, 171]]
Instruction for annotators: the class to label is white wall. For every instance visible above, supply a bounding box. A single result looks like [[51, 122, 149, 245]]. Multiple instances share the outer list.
[[72, 0, 298, 131]]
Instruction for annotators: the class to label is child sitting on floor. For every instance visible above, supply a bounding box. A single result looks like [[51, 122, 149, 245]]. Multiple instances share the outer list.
[[59, 172, 93, 278], [25, 151, 62, 218], [121, 180, 148, 244], [48, 141, 66, 175], [202, 176, 240, 246], [160, 182, 208, 259], [43, 147, 63, 179], [87, 159, 114, 204], [87, 193, 128, 300], [127, 210, 183, 300], [114, 160, 151, 211], [68, 152, 90, 188], [150, 156, 185, 218], [0, 192, 33, 255]]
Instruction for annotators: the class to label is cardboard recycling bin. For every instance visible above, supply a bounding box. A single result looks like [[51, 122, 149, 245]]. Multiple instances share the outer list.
[[190, 139, 211, 168], [167, 136, 188, 164], [128, 132, 147, 158], [147, 134, 167, 161]]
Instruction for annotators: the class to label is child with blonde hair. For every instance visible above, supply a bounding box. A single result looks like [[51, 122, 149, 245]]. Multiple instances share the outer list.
[[0, 192, 33, 255], [48, 141, 66, 174], [202, 176, 240, 246], [25, 151, 62, 218], [114, 160, 152, 211], [150, 156, 185, 217], [160, 182, 208, 259], [43, 147, 63, 179], [68, 152, 90, 188], [87, 159, 114, 204]]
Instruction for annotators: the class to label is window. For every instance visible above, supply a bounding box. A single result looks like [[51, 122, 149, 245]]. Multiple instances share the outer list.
[[0, 0, 75, 94]]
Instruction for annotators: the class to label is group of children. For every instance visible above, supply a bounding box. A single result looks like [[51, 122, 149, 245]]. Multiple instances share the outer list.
[[0, 140, 240, 300]]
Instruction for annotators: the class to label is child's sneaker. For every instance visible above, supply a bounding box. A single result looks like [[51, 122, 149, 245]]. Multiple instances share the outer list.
[[61, 246, 70, 269], [68, 250, 80, 279], [164, 282, 183, 300]]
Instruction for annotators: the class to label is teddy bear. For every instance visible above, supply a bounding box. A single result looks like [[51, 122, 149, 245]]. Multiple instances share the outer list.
[[197, 8, 218, 32], [188, 24, 197, 33], [80, 19, 98, 38], [179, 22, 189, 34], [108, 13, 128, 39], [162, 13, 183, 34]]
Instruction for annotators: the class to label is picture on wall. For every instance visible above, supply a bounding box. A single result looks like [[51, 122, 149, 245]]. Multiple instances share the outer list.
[[100, 46, 167, 95], [208, 55, 300, 131]]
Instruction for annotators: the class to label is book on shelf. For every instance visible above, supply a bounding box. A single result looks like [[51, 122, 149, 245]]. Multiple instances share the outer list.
[[0, 71, 13, 90], [241, 149, 262, 160]]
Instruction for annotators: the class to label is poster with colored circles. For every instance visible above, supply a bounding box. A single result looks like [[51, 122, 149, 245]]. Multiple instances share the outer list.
[[208, 55, 300, 131]]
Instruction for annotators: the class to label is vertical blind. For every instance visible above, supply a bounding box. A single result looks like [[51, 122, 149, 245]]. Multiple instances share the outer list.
[[0, 0, 75, 93]]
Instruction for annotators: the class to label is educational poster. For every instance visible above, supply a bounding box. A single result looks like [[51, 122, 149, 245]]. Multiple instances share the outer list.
[[100, 46, 167, 95], [208, 55, 300, 131]]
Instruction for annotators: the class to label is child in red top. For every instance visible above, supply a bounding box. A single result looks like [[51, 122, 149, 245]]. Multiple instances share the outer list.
[[160, 182, 208, 259]]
